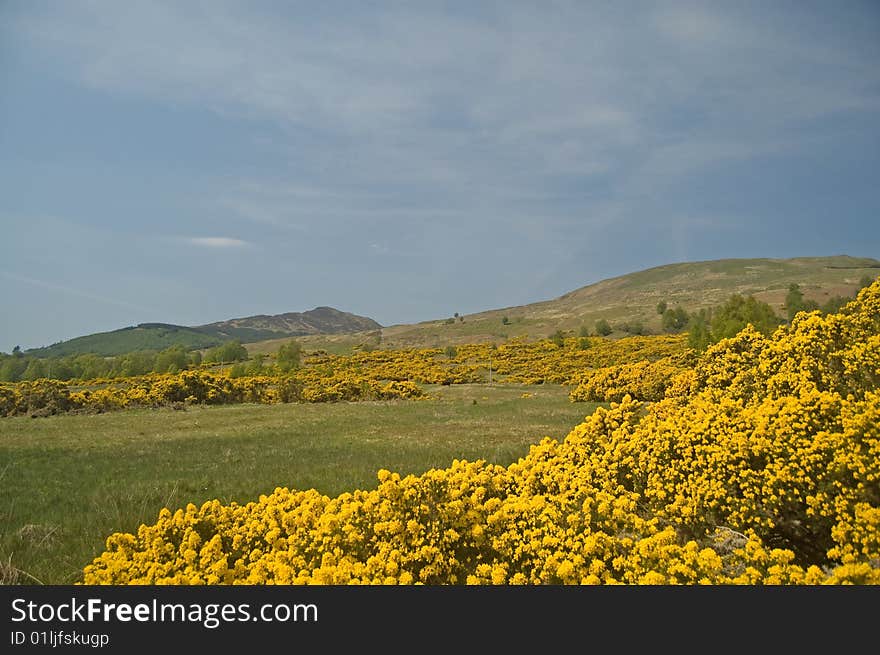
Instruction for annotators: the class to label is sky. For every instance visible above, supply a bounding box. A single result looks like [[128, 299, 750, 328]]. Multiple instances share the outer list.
[[1, 1, 879, 352]]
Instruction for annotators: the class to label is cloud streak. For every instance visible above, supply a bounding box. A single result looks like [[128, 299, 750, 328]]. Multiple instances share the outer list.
[[185, 237, 251, 248]]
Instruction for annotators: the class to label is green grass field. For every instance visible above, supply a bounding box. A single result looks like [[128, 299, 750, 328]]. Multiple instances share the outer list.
[[0, 384, 599, 584]]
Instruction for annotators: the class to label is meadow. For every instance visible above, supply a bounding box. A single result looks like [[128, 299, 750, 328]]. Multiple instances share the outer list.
[[80, 280, 880, 585], [0, 384, 597, 584], [2, 276, 878, 585]]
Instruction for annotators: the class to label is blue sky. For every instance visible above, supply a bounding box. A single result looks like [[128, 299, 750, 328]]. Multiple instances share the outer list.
[[1, 1, 878, 352]]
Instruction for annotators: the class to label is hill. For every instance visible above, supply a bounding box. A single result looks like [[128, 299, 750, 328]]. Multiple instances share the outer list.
[[199, 306, 381, 339], [24, 324, 220, 358], [23, 256, 880, 357], [373, 255, 880, 348], [25, 307, 381, 357]]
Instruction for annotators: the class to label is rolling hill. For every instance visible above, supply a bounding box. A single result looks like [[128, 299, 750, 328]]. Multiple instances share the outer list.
[[200, 306, 380, 339], [22, 255, 880, 358], [25, 307, 381, 357], [372, 255, 880, 349]]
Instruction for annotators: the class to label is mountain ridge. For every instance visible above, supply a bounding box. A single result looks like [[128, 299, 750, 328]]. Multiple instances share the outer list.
[[199, 306, 381, 337], [24, 307, 381, 357], [18, 255, 880, 357]]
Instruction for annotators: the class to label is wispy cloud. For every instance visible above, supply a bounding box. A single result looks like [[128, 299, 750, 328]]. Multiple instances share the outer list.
[[185, 237, 251, 248]]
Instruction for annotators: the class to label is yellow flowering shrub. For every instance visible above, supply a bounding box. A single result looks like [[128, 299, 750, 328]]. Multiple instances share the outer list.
[[568, 356, 688, 402], [302, 334, 688, 387], [466, 334, 689, 385], [2, 333, 689, 417], [2, 369, 426, 417], [83, 281, 880, 585], [0, 384, 22, 417], [2, 379, 76, 416]]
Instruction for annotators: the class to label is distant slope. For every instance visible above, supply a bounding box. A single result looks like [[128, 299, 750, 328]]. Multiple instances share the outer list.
[[377, 255, 880, 348], [25, 324, 222, 358], [26, 307, 381, 357], [24, 256, 880, 357], [199, 306, 381, 339]]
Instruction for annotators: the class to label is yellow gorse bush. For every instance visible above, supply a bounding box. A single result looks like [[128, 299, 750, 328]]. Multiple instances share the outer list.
[[302, 334, 688, 386], [568, 354, 693, 402], [83, 280, 880, 584], [0, 334, 688, 417], [0, 371, 426, 417]]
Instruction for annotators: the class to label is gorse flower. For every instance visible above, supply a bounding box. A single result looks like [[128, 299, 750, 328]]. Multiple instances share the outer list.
[[82, 280, 880, 585], [1, 334, 688, 417]]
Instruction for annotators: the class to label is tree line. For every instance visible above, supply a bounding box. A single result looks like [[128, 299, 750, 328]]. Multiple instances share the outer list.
[[0, 339, 303, 383]]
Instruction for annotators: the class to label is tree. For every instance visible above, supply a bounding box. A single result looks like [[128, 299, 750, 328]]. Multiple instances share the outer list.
[[710, 294, 782, 341], [785, 283, 804, 321], [22, 359, 46, 381], [784, 283, 820, 322], [118, 351, 155, 377], [687, 309, 712, 351], [688, 294, 783, 351], [578, 325, 591, 338], [623, 320, 646, 336], [501, 316, 510, 325], [276, 341, 302, 373], [72, 354, 111, 380], [550, 330, 565, 348], [0, 356, 27, 382], [205, 340, 248, 364], [656, 301, 667, 315], [595, 319, 612, 336], [46, 358, 74, 380], [154, 345, 188, 374], [250, 352, 267, 372], [662, 306, 690, 332], [444, 345, 457, 358]]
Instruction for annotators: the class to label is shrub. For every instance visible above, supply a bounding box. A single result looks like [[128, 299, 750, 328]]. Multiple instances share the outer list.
[[205, 341, 248, 364], [276, 342, 302, 372], [83, 280, 880, 585]]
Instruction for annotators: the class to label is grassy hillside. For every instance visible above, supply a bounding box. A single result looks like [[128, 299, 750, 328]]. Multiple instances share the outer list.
[[25, 324, 224, 358], [245, 331, 381, 357], [374, 255, 880, 348], [24, 307, 381, 358], [23, 256, 880, 358]]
